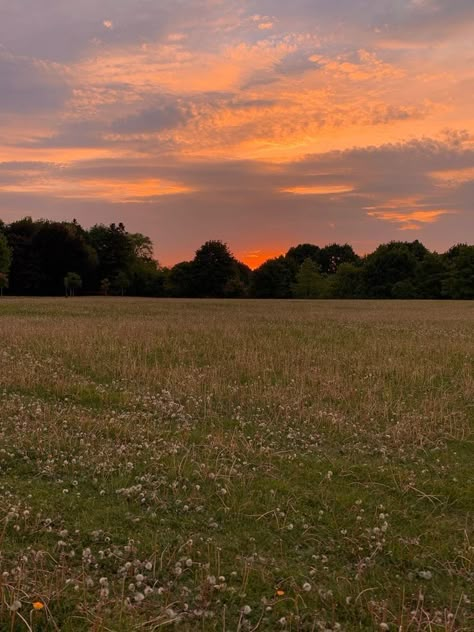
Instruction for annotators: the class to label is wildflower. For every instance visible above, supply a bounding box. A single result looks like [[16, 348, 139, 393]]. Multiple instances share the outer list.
[[33, 601, 45, 610], [276, 589, 285, 596], [303, 582, 312, 592], [242, 605, 252, 615]]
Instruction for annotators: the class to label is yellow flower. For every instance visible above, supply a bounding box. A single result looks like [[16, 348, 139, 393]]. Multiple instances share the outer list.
[[33, 601, 44, 611], [276, 589, 285, 596]]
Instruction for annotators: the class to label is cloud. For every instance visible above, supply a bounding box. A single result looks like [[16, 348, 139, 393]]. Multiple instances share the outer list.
[[366, 208, 454, 230], [0, 0, 472, 263], [111, 101, 192, 134], [282, 185, 354, 195], [0, 52, 69, 113], [376, 0, 474, 46]]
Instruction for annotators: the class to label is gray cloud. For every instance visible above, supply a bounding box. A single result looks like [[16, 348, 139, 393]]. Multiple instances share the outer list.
[[1, 137, 472, 263], [0, 52, 69, 113], [111, 101, 191, 134], [275, 51, 321, 76], [0, 0, 472, 263]]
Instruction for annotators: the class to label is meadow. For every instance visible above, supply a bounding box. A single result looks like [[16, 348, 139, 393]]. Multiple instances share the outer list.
[[0, 298, 473, 631]]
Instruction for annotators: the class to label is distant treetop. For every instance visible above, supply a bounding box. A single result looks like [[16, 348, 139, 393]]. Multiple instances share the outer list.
[[0, 216, 473, 299]]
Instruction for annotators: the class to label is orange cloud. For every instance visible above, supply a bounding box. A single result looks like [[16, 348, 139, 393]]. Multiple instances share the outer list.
[[282, 184, 354, 195], [367, 209, 453, 230], [430, 167, 474, 187], [0, 176, 194, 202]]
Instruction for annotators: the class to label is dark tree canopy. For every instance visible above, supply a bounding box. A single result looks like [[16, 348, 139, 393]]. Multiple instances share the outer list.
[[293, 258, 326, 298], [0, 217, 472, 300], [442, 245, 474, 299], [192, 240, 236, 297], [0, 231, 11, 274], [251, 257, 297, 298], [286, 244, 321, 267], [318, 243, 360, 275], [362, 242, 421, 298]]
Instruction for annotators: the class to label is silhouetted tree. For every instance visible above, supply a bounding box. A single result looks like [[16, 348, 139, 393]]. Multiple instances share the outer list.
[[33, 221, 97, 295], [1, 215, 473, 299], [192, 240, 237, 297], [252, 257, 297, 298], [224, 261, 252, 297], [442, 245, 474, 299], [88, 223, 134, 282], [329, 263, 364, 298], [0, 232, 11, 275], [293, 258, 326, 298], [415, 252, 447, 299], [4, 217, 41, 294], [286, 244, 321, 267], [166, 261, 196, 297], [128, 233, 154, 260], [319, 243, 360, 274], [131, 259, 165, 296], [362, 242, 420, 298]]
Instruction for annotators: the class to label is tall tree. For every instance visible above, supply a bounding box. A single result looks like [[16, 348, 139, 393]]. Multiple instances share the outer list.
[[192, 240, 236, 297], [33, 221, 97, 294], [88, 223, 134, 282], [4, 217, 42, 294]]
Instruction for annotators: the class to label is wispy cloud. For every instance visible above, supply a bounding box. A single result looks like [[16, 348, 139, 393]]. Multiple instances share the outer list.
[[0, 0, 472, 263]]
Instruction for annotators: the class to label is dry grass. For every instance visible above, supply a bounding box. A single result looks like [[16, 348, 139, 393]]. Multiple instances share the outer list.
[[0, 298, 473, 631]]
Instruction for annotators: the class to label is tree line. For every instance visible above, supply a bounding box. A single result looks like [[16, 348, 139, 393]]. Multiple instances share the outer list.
[[0, 217, 473, 299]]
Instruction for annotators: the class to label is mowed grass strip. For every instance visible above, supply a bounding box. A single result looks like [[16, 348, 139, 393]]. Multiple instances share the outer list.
[[0, 298, 473, 631]]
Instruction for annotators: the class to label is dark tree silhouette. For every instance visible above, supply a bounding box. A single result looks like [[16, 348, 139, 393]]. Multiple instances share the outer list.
[[252, 257, 297, 298], [0, 217, 472, 300], [192, 240, 237, 297]]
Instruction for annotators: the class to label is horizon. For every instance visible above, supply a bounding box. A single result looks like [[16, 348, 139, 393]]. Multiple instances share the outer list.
[[3, 214, 468, 271], [0, 1, 473, 267]]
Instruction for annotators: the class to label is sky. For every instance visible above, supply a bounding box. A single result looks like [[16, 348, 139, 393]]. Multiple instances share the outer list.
[[0, 0, 473, 268]]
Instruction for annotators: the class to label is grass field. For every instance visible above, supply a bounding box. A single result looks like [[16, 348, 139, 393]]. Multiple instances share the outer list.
[[0, 298, 473, 631]]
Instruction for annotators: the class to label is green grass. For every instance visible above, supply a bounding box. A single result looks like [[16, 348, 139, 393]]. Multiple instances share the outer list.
[[0, 298, 472, 630]]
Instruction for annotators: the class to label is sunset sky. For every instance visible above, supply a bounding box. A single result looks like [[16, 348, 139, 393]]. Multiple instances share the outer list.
[[0, 0, 473, 268]]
